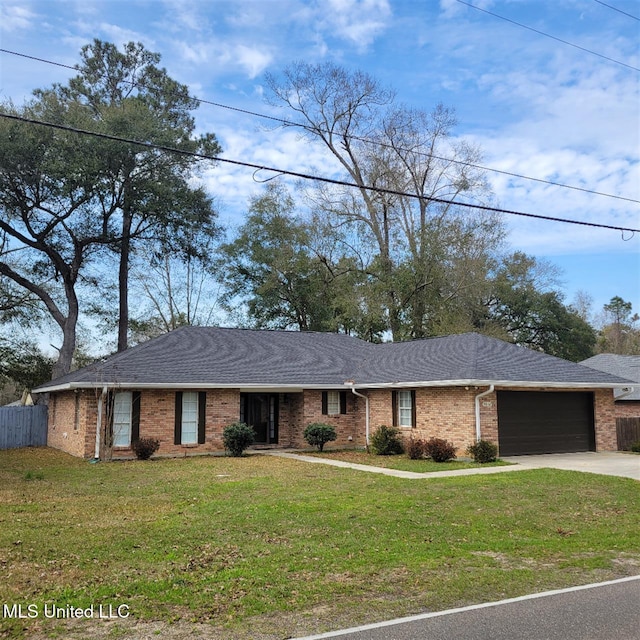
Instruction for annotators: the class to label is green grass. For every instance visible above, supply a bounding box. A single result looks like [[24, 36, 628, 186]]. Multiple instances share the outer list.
[[301, 448, 510, 472], [1, 448, 639, 639]]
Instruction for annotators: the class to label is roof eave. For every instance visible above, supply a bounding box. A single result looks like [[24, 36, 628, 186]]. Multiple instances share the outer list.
[[34, 379, 632, 394], [349, 379, 633, 390]]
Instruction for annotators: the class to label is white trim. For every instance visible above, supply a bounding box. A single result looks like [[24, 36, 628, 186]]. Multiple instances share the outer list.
[[34, 379, 630, 394], [295, 575, 640, 640]]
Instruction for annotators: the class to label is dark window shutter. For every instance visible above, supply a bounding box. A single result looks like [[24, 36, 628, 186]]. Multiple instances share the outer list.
[[174, 392, 183, 445], [411, 390, 417, 427], [321, 391, 328, 415], [106, 391, 115, 445], [391, 391, 398, 427], [131, 391, 141, 443], [198, 391, 206, 444], [340, 391, 347, 414]]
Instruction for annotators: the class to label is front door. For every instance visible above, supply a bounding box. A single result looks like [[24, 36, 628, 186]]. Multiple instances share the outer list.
[[240, 393, 279, 445]]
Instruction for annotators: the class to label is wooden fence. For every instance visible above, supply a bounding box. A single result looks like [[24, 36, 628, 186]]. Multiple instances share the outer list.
[[0, 406, 48, 450], [616, 417, 640, 451]]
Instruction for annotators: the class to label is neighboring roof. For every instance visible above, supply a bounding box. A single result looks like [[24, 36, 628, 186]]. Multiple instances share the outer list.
[[34, 327, 633, 393], [580, 354, 640, 400]]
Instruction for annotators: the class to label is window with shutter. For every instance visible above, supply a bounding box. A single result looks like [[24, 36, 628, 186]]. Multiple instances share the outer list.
[[181, 392, 198, 444], [113, 391, 132, 447], [397, 390, 414, 428]]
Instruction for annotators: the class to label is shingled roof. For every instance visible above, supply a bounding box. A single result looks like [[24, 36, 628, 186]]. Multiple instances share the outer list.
[[34, 327, 633, 392], [581, 354, 640, 400]]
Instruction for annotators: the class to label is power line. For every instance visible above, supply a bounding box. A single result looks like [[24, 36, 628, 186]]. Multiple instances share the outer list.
[[455, 0, 640, 72], [1, 47, 638, 206], [593, 0, 640, 21], [1, 111, 638, 236]]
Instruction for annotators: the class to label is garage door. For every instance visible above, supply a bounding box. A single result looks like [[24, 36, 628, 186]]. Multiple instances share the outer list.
[[497, 391, 595, 456]]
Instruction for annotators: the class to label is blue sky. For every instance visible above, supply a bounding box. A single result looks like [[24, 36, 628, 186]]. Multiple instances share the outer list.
[[1, 0, 639, 325]]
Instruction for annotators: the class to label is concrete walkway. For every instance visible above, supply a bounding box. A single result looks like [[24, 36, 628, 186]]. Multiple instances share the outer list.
[[262, 450, 528, 479], [262, 450, 639, 480]]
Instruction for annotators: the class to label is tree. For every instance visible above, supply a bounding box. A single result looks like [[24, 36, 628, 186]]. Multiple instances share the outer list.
[[487, 252, 596, 360], [266, 62, 497, 340], [598, 296, 640, 354], [220, 183, 361, 333], [126, 242, 222, 345], [0, 40, 221, 377], [0, 339, 54, 398], [55, 40, 222, 352], [0, 98, 113, 378]]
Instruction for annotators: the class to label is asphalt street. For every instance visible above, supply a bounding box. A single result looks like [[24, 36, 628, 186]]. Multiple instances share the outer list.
[[296, 576, 640, 640]]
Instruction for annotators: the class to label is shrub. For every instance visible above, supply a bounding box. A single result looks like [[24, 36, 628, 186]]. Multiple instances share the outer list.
[[303, 423, 337, 452], [467, 439, 499, 463], [631, 440, 640, 453], [406, 437, 426, 460], [131, 437, 160, 460], [370, 425, 405, 455], [424, 437, 457, 462], [223, 422, 255, 457]]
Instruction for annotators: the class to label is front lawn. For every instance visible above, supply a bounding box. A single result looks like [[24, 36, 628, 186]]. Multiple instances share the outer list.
[[1, 448, 639, 640], [300, 448, 511, 472]]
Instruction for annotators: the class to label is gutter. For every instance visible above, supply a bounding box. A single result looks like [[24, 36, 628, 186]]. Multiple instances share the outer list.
[[34, 377, 634, 394], [347, 383, 370, 449], [616, 386, 636, 401], [474, 385, 494, 442]]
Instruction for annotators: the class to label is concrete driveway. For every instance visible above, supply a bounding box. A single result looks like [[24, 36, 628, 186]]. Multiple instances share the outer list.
[[501, 452, 639, 480]]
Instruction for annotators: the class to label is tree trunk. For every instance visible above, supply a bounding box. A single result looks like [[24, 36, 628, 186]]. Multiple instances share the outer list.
[[118, 204, 132, 352], [51, 287, 79, 379]]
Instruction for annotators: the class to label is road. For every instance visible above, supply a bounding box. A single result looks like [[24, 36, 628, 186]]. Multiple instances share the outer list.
[[296, 576, 640, 640]]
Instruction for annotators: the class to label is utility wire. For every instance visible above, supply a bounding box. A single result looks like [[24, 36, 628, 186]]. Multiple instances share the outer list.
[[593, 0, 640, 21], [455, 0, 640, 72], [1, 112, 638, 235], [1, 47, 638, 206]]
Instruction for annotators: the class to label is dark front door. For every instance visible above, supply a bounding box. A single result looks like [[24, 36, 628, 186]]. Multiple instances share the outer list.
[[240, 393, 279, 445]]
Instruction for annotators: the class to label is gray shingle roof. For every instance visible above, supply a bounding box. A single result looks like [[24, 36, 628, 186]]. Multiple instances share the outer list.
[[34, 327, 632, 392], [580, 354, 640, 400]]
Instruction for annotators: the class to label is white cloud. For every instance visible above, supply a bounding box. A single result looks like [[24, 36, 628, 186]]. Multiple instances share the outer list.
[[319, 0, 392, 51], [201, 124, 344, 225], [1, 4, 36, 32], [174, 40, 272, 79], [234, 45, 273, 79]]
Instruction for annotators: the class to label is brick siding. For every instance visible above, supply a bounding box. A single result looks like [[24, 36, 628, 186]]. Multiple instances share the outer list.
[[614, 401, 640, 419], [46, 384, 620, 459]]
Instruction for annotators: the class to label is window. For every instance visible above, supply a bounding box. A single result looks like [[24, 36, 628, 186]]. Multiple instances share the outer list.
[[398, 391, 413, 427], [174, 391, 206, 446], [322, 391, 347, 415], [393, 390, 415, 428], [113, 391, 132, 447], [326, 391, 340, 415], [181, 391, 198, 444]]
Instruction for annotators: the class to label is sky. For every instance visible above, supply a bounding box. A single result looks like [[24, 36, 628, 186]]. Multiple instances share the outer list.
[[1, 0, 639, 331]]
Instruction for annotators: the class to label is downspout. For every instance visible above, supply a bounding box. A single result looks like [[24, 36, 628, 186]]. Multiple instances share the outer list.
[[474, 385, 494, 442], [95, 386, 107, 460], [348, 384, 370, 449]]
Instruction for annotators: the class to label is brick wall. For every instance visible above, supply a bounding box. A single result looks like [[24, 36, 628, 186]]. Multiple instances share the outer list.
[[593, 388, 617, 451], [48, 384, 621, 459], [286, 390, 362, 449], [367, 387, 483, 455], [47, 389, 99, 458], [112, 389, 241, 458], [615, 401, 640, 419]]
